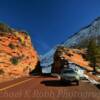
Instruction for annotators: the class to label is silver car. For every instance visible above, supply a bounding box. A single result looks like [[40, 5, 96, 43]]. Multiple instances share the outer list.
[[60, 68, 80, 85]]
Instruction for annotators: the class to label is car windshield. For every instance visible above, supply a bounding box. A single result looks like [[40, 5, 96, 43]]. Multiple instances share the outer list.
[[62, 69, 75, 73]]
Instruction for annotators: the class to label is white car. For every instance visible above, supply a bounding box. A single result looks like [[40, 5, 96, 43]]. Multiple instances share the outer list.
[[60, 68, 80, 85]]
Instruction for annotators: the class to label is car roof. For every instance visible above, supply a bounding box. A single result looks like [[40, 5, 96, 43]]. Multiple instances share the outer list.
[[61, 68, 75, 72], [63, 68, 74, 71]]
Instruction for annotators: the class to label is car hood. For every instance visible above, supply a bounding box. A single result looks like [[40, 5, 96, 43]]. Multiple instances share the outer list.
[[61, 73, 77, 77]]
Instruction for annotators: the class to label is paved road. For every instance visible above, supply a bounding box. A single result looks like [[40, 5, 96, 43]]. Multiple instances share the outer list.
[[0, 76, 100, 100]]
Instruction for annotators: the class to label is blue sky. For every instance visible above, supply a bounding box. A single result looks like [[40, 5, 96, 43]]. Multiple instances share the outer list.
[[0, 0, 100, 55]]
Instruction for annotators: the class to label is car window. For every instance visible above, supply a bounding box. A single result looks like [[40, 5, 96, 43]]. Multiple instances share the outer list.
[[62, 69, 75, 73]]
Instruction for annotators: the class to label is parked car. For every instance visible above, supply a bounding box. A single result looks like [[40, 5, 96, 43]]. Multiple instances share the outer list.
[[60, 68, 80, 85]]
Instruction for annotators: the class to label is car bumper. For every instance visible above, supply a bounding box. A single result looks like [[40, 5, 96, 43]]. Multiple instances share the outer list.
[[60, 77, 78, 82]]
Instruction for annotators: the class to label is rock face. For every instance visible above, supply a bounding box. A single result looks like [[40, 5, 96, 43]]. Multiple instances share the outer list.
[[0, 23, 39, 82], [52, 46, 93, 73], [40, 46, 57, 67]]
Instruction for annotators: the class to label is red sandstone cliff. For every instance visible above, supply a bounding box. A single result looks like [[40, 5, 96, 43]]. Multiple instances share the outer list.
[[53, 46, 93, 73], [0, 23, 39, 82]]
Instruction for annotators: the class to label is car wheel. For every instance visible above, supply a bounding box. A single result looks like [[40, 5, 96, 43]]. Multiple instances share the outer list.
[[60, 78, 64, 83], [76, 80, 79, 85]]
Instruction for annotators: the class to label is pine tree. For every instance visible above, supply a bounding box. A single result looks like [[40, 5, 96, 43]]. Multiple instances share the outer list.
[[87, 39, 100, 73]]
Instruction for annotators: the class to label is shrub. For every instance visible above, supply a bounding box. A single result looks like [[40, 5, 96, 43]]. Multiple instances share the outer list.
[[10, 57, 19, 65], [0, 69, 4, 75], [18, 36, 25, 45], [0, 23, 12, 32], [24, 32, 29, 35], [8, 43, 15, 49], [20, 36, 24, 44]]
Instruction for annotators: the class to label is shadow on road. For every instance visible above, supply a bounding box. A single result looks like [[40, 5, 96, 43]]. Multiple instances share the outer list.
[[96, 84, 100, 89], [41, 80, 77, 87]]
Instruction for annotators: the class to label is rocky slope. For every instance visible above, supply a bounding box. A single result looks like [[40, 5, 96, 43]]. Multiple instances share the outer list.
[[52, 46, 93, 73], [0, 23, 39, 82], [40, 46, 57, 67], [41, 17, 100, 71], [64, 17, 100, 47]]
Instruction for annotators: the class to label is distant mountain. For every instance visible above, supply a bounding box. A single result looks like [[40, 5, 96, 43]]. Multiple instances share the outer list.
[[40, 46, 57, 67], [41, 17, 100, 68], [64, 17, 100, 47]]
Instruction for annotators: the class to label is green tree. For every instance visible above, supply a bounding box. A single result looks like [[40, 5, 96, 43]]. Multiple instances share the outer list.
[[87, 39, 100, 72], [0, 23, 12, 32]]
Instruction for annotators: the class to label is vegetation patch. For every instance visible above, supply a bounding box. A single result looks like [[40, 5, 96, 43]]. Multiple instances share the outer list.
[[86, 39, 100, 72], [24, 31, 29, 36], [0, 69, 4, 75], [18, 37, 25, 45], [8, 43, 15, 49], [0, 23, 12, 33], [10, 55, 24, 65], [10, 56, 19, 65]]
